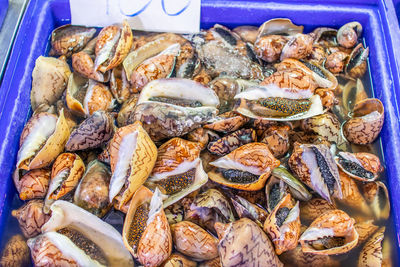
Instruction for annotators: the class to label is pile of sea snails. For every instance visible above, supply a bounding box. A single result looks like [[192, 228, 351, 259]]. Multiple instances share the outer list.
[[0, 18, 391, 267]]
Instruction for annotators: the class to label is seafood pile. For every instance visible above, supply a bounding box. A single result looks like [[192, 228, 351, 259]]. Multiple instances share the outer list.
[[1, 18, 392, 266]]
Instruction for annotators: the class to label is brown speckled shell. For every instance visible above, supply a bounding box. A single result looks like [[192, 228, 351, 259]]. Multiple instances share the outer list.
[[48, 153, 85, 200], [300, 209, 358, 255], [0, 235, 30, 267], [207, 128, 256, 156], [12, 200, 50, 238], [30, 56, 71, 110], [215, 218, 283, 267], [357, 227, 385, 267], [171, 221, 218, 261], [18, 168, 50, 200], [260, 124, 290, 158], [300, 198, 336, 224], [263, 194, 301, 255], [161, 252, 197, 267], [355, 220, 379, 247], [71, 50, 110, 82], [152, 138, 202, 176], [109, 121, 158, 206], [315, 89, 337, 110], [50, 25, 96, 57], [254, 35, 287, 63], [337, 22, 362, 49], [280, 245, 340, 267], [95, 20, 133, 73], [85, 81, 115, 115], [204, 112, 249, 133], [187, 128, 210, 149], [17, 111, 70, 170], [66, 111, 114, 151], [343, 98, 384, 145], [28, 234, 79, 267], [325, 51, 348, 74], [280, 33, 314, 61], [208, 142, 280, 191]]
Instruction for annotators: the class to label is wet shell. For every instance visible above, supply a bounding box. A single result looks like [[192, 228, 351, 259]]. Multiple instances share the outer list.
[[362, 181, 390, 221], [345, 43, 369, 79], [260, 124, 290, 158], [133, 78, 219, 141], [109, 121, 157, 207], [208, 77, 241, 113], [264, 194, 301, 255], [231, 195, 268, 226], [337, 21, 362, 49], [72, 50, 111, 82], [280, 245, 340, 267], [30, 56, 71, 110], [130, 43, 180, 92], [342, 79, 368, 113], [335, 151, 382, 181], [110, 64, 133, 103], [18, 168, 50, 200], [94, 20, 133, 72], [65, 73, 89, 116], [205, 112, 249, 134], [214, 218, 283, 267], [233, 25, 259, 43], [334, 170, 372, 216], [165, 203, 184, 225], [271, 167, 312, 202], [73, 160, 112, 217], [207, 128, 256, 156], [50, 25, 96, 57], [355, 220, 379, 246], [357, 227, 385, 267], [288, 143, 342, 203], [187, 127, 210, 149], [299, 209, 358, 255], [44, 153, 85, 212], [84, 80, 115, 115], [0, 235, 30, 267], [161, 253, 197, 267], [300, 198, 336, 224], [315, 88, 337, 110], [300, 113, 348, 151], [254, 35, 288, 63], [325, 51, 348, 74], [198, 257, 222, 267], [66, 111, 114, 151], [16, 111, 70, 170], [122, 187, 172, 266], [149, 138, 207, 207], [171, 221, 218, 261], [117, 95, 139, 127], [257, 18, 303, 38], [36, 200, 134, 267], [12, 200, 50, 238], [343, 98, 384, 145], [265, 176, 289, 212], [208, 142, 280, 191], [280, 33, 314, 61]]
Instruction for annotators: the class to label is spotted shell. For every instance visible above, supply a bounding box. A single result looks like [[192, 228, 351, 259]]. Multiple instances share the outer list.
[[208, 142, 280, 191], [16, 111, 70, 170], [335, 151, 382, 182], [12, 200, 50, 238], [343, 98, 384, 145], [66, 111, 114, 151], [49, 25, 96, 57], [204, 112, 249, 133], [254, 35, 287, 63], [207, 128, 256, 156], [300, 198, 336, 224], [325, 51, 348, 74], [280, 245, 340, 267], [0, 235, 30, 267], [73, 160, 112, 217], [122, 187, 172, 266], [17, 168, 50, 200], [214, 218, 283, 267], [299, 209, 358, 255], [280, 33, 314, 61], [30, 56, 71, 110], [109, 121, 157, 207], [337, 22, 362, 49], [161, 253, 197, 267], [357, 227, 385, 267], [44, 153, 85, 212], [264, 194, 301, 255], [171, 221, 218, 261], [94, 20, 133, 73], [334, 170, 372, 216]]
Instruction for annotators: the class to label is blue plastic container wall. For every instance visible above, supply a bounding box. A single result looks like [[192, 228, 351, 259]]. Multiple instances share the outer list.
[[0, 0, 8, 29], [0, 0, 400, 261]]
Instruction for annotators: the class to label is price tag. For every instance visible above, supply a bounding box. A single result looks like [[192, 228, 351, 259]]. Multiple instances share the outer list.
[[70, 0, 201, 33]]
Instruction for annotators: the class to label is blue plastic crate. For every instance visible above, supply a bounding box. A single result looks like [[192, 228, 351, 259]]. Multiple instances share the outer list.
[[0, 0, 8, 29], [0, 0, 400, 262]]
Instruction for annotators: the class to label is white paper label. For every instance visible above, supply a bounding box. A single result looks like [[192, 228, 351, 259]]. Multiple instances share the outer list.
[[70, 0, 201, 33]]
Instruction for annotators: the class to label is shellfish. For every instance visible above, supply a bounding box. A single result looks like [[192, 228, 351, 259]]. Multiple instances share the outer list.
[[357, 227, 385, 267], [0, 235, 30, 267], [17, 168, 50, 200], [12, 200, 50, 238], [208, 142, 280, 191], [335, 151, 382, 181]]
